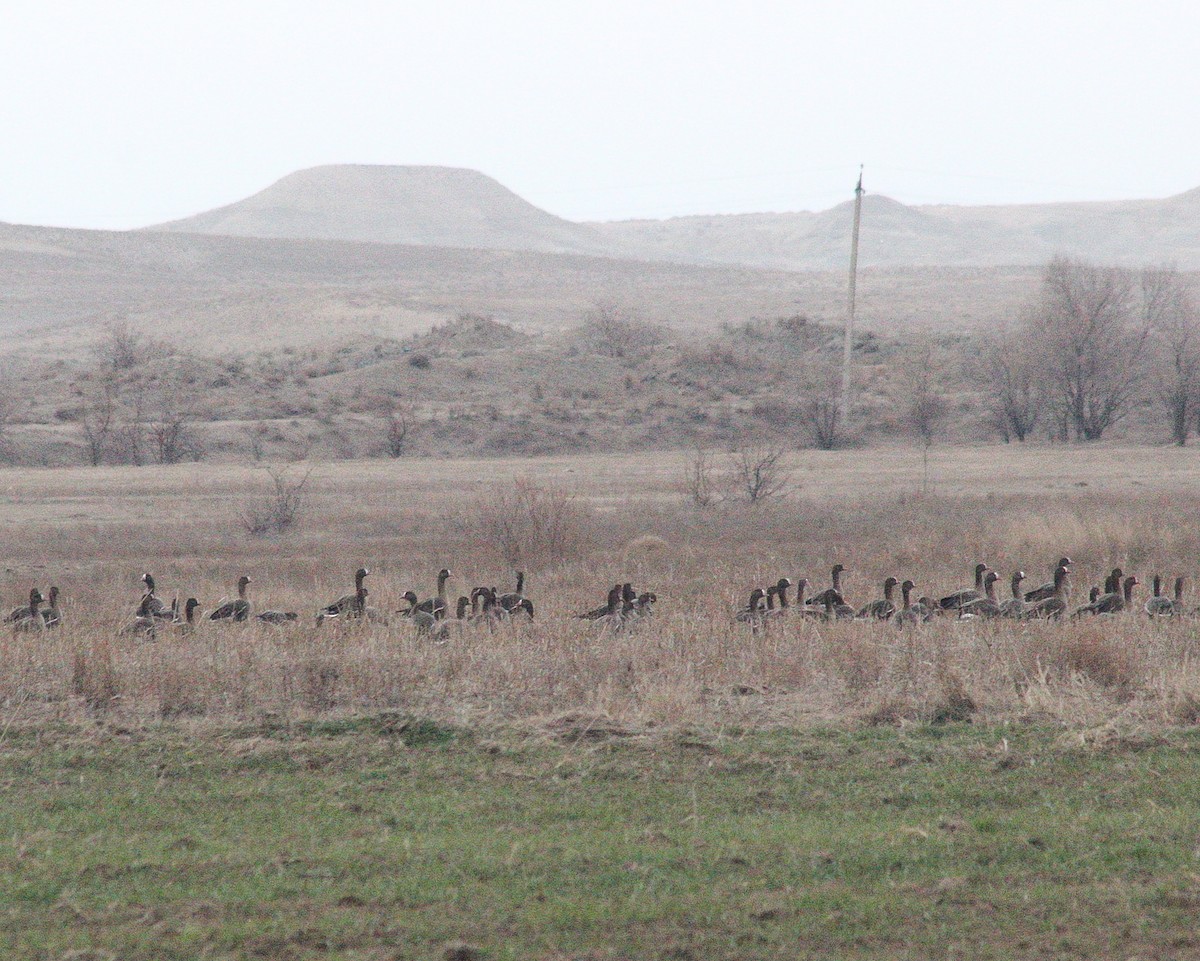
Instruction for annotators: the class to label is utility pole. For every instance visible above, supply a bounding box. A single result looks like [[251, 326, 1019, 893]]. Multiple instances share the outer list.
[[839, 167, 864, 425]]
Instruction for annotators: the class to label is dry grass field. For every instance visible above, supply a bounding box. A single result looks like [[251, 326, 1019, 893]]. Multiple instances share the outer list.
[[4, 444, 1200, 732], [8, 445, 1200, 958]]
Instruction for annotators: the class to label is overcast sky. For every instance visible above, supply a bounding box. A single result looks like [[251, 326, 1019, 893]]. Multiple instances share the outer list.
[[2, 0, 1197, 230]]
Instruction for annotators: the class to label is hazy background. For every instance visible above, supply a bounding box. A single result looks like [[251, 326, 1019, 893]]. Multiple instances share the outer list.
[[2, 0, 1197, 230]]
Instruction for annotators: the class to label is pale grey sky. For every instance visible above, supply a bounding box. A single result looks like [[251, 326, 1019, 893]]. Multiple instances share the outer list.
[[2, 0, 1197, 230]]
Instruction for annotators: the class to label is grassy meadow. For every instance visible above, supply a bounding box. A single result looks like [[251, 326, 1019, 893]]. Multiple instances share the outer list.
[[5, 444, 1200, 958]]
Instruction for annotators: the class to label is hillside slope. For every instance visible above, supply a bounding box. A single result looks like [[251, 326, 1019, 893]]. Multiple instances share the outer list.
[[146, 165, 642, 258]]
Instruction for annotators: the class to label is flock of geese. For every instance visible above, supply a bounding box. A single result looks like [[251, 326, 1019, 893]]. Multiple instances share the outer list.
[[1, 568, 650, 639], [735, 559, 1189, 628], [3, 557, 1191, 638]]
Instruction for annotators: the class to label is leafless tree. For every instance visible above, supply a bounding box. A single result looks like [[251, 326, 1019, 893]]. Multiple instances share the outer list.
[[681, 447, 717, 507], [1032, 257, 1150, 441], [968, 326, 1045, 443], [1143, 266, 1200, 445], [731, 445, 791, 504], [577, 302, 663, 360], [148, 386, 203, 464], [243, 422, 270, 461], [897, 338, 950, 492], [79, 380, 118, 466], [375, 395, 417, 458], [110, 382, 147, 466], [467, 479, 596, 569], [93, 320, 144, 373], [797, 357, 845, 450], [241, 466, 312, 537]]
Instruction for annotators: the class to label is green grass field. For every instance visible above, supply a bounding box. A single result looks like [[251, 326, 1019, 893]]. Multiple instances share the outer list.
[[5, 716, 1200, 960]]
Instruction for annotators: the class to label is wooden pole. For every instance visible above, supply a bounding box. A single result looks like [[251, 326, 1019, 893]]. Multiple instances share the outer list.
[[840, 168, 864, 425]]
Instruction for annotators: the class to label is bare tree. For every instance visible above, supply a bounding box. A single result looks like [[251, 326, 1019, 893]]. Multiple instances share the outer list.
[[148, 383, 203, 464], [1144, 266, 1200, 445], [110, 382, 148, 466], [731, 445, 791, 504], [897, 338, 949, 493], [681, 447, 717, 507], [240, 467, 312, 537], [797, 357, 845, 450], [93, 320, 144, 373], [969, 326, 1045, 443], [1032, 257, 1150, 441], [79, 380, 117, 466], [467, 479, 595, 569], [577, 302, 663, 360], [375, 395, 417, 458]]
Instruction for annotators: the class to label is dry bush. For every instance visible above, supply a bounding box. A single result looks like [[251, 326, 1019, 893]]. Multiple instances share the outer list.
[[1013, 624, 1142, 701], [240, 467, 312, 537], [71, 641, 119, 713], [466, 478, 597, 570]]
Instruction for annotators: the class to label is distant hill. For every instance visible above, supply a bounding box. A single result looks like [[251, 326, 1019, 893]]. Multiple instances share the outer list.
[[593, 189, 1200, 270], [144, 164, 1200, 269], [145, 164, 645, 259]]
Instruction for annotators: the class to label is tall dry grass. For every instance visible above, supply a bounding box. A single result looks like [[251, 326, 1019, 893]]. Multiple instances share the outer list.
[[4, 457, 1200, 731]]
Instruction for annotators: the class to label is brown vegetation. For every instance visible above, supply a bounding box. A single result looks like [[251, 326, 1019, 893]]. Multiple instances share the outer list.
[[3, 451, 1200, 731]]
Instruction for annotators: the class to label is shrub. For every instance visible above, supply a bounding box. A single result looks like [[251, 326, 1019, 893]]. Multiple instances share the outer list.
[[467, 478, 596, 569], [240, 467, 312, 537]]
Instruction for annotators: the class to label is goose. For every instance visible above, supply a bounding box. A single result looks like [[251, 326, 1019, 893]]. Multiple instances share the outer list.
[[893, 580, 926, 626], [596, 583, 631, 633], [1024, 566, 1070, 619], [857, 577, 899, 620], [1145, 575, 1180, 616], [1073, 575, 1137, 616], [210, 576, 251, 622], [256, 609, 299, 625], [5, 587, 44, 625], [736, 588, 768, 629], [396, 589, 421, 616], [318, 567, 370, 619], [807, 564, 847, 609], [140, 573, 174, 619], [174, 598, 201, 634], [959, 571, 1002, 618], [1088, 586, 1101, 604], [39, 586, 62, 628], [998, 571, 1027, 618], [1024, 558, 1074, 603], [763, 578, 793, 619], [119, 613, 158, 639], [791, 578, 831, 620], [578, 584, 623, 620], [10, 588, 45, 632], [473, 587, 509, 627], [497, 571, 527, 615], [1103, 568, 1123, 595], [318, 584, 369, 623], [412, 568, 453, 620], [939, 563, 990, 611]]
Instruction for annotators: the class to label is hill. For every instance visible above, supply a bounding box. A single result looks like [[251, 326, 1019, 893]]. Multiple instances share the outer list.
[[593, 188, 1200, 270], [146, 164, 644, 258], [142, 164, 1200, 270], [0, 219, 1040, 359]]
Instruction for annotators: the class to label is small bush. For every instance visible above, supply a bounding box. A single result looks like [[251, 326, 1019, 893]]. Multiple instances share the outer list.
[[467, 478, 596, 569], [240, 467, 312, 537]]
